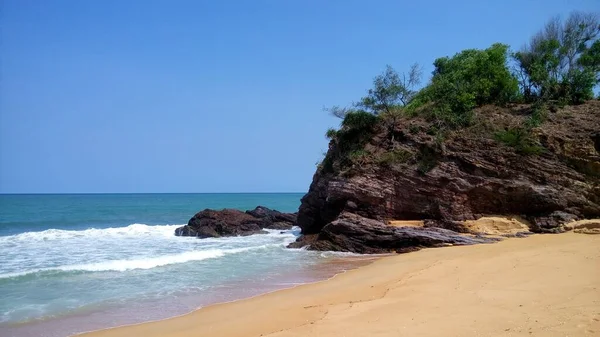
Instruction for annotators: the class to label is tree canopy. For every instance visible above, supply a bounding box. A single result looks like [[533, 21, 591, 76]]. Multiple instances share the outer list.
[[325, 11, 600, 132], [513, 12, 600, 103]]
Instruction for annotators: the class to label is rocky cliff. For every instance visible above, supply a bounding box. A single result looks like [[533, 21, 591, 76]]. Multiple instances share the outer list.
[[292, 102, 600, 252]]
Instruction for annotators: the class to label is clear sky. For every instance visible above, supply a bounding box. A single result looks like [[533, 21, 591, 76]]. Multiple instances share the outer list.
[[1, 0, 598, 193]]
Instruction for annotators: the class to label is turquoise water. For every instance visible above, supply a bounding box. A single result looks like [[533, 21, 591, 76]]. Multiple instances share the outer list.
[[0, 193, 302, 236], [0, 193, 353, 337]]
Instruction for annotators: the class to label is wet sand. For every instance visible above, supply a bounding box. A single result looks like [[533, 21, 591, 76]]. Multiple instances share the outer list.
[[80, 232, 600, 337]]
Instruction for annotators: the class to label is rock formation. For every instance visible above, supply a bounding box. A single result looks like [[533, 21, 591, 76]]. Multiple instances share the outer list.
[[175, 206, 297, 238], [288, 212, 497, 254], [291, 102, 600, 252]]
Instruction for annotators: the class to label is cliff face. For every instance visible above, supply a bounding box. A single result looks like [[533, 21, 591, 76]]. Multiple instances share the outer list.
[[293, 102, 600, 252]]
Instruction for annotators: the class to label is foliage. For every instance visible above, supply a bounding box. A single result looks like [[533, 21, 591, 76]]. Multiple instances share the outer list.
[[377, 148, 414, 166], [432, 43, 519, 106], [579, 40, 600, 78], [525, 103, 549, 128], [341, 110, 379, 130], [356, 64, 422, 114], [325, 127, 338, 139], [326, 64, 422, 119], [319, 11, 598, 170], [378, 106, 408, 142], [513, 12, 600, 104], [494, 127, 544, 155], [414, 78, 476, 129], [347, 149, 370, 166], [323, 106, 364, 119], [319, 111, 381, 172], [410, 43, 518, 129]]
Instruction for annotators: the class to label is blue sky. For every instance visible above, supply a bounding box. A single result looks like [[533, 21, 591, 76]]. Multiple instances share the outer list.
[[1, 0, 598, 193]]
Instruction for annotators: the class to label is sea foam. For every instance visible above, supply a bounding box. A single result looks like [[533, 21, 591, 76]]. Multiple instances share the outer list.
[[0, 246, 272, 279], [0, 224, 297, 279], [0, 223, 182, 243]]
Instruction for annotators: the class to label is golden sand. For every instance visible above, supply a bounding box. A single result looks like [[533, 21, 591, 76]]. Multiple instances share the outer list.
[[80, 232, 600, 337]]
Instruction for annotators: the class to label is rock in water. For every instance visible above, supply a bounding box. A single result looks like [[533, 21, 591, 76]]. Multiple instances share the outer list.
[[245, 206, 297, 230], [175, 206, 297, 238]]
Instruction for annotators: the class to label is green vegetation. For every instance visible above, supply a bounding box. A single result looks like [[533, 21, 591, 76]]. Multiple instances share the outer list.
[[357, 64, 422, 114], [409, 43, 519, 128], [376, 148, 414, 166], [340, 111, 379, 130], [513, 12, 600, 104], [324, 64, 421, 119], [494, 128, 544, 155], [347, 149, 369, 166], [325, 127, 338, 139], [320, 11, 599, 173], [320, 111, 380, 173]]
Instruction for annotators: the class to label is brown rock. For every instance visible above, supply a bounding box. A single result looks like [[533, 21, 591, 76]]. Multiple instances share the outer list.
[[291, 212, 497, 254], [245, 206, 297, 229], [296, 103, 600, 251], [175, 206, 297, 238]]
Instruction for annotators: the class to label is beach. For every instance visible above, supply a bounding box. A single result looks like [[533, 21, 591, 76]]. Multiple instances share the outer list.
[[81, 232, 600, 337]]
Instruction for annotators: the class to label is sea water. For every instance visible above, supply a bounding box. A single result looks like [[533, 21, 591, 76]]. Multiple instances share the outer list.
[[0, 194, 361, 337]]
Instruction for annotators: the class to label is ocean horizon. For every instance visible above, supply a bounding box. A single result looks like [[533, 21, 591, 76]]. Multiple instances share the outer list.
[[0, 193, 361, 337]]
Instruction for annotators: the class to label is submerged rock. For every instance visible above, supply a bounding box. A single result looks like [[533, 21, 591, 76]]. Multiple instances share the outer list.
[[175, 206, 297, 238]]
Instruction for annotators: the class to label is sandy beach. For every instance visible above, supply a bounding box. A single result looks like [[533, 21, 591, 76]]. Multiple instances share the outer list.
[[80, 232, 600, 337]]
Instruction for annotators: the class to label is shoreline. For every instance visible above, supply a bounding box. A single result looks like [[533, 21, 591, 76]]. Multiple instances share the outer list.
[[80, 232, 600, 337], [1, 253, 377, 337], [70, 255, 380, 337]]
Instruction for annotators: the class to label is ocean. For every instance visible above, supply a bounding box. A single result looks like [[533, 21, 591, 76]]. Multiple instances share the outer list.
[[0, 194, 363, 337]]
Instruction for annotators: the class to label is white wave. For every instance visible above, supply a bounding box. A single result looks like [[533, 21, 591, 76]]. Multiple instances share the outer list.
[[0, 223, 183, 242], [0, 224, 300, 243], [59, 248, 245, 271], [0, 245, 267, 279], [0, 223, 300, 280]]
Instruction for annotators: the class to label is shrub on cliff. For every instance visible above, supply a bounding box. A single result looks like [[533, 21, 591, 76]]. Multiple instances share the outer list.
[[337, 111, 379, 154], [410, 43, 519, 128], [513, 12, 600, 104], [341, 110, 379, 130], [376, 147, 414, 166], [494, 127, 544, 155], [319, 111, 380, 173]]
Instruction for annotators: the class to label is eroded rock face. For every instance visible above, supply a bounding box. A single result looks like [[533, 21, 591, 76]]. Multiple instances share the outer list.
[[296, 212, 496, 254], [293, 103, 600, 250], [175, 206, 297, 238]]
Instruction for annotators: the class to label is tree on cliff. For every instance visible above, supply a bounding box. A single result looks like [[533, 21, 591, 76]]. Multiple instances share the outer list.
[[513, 11, 600, 104], [325, 64, 421, 119], [357, 63, 422, 114]]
